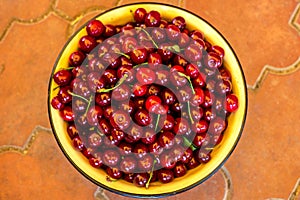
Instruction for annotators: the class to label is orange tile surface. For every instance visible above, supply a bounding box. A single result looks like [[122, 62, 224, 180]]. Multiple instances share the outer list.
[[1, 0, 300, 199]]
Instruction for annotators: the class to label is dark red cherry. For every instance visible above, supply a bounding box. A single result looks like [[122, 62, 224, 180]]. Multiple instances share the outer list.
[[148, 141, 163, 155], [103, 149, 120, 167], [166, 24, 181, 41], [141, 128, 156, 145], [86, 19, 105, 37], [195, 149, 211, 164], [159, 19, 168, 28], [226, 94, 239, 112], [191, 120, 209, 134], [171, 16, 186, 31], [103, 24, 116, 37], [117, 65, 135, 83], [123, 173, 135, 183], [95, 92, 111, 107], [89, 153, 103, 168], [158, 131, 175, 150], [134, 8, 147, 23], [203, 108, 216, 122], [86, 105, 103, 126], [173, 163, 187, 177], [157, 43, 174, 62], [203, 90, 214, 108], [60, 106, 74, 121], [190, 87, 205, 106], [67, 123, 79, 139], [125, 125, 142, 143], [161, 88, 176, 105], [51, 96, 65, 110], [170, 71, 187, 87], [155, 70, 169, 85], [87, 72, 105, 91], [145, 10, 161, 27], [189, 30, 204, 41], [157, 169, 174, 183], [173, 117, 190, 135], [88, 132, 103, 147], [160, 115, 175, 131], [132, 83, 148, 97], [146, 84, 161, 96], [185, 64, 200, 79], [185, 44, 203, 63], [134, 109, 151, 126], [138, 154, 154, 172], [211, 45, 225, 58], [72, 137, 84, 151], [159, 151, 176, 169], [180, 147, 193, 164], [103, 106, 114, 119], [133, 143, 148, 158], [106, 167, 123, 179], [111, 84, 130, 101], [118, 142, 133, 156], [193, 133, 210, 148], [120, 156, 137, 173], [186, 156, 200, 169], [79, 35, 97, 53], [192, 73, 206, 88], [151, 28, 166, 44], [130, 48, 148, 64], [103, 69, 118, 85], [133, 173, 149, 187], [69, 51, 86, 66], [206, 52, 222, 68], [110, 110, 131, 130], [172, 55, 188, 67], [111, 128, 125, 142], [98, 118, 112, 135], [145, 95, 162, 111], [148, 53, 162, 69], [209, 117, 226, 136], [136, 67, 155, 85], [216, 79, 232, 94], [53, 70, 72, 86]]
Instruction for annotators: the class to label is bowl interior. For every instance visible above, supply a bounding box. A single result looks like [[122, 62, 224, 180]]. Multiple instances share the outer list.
[[48, 3, 247, 198]]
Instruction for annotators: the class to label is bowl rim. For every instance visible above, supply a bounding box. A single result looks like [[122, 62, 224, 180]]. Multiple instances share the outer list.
[[47, 2, 248, 198]]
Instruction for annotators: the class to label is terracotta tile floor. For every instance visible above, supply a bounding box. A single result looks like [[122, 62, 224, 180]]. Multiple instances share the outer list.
[[1, 0, 300, 199]]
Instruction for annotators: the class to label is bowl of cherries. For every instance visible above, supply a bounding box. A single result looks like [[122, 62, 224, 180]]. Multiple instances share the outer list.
[[48, 3, 247, 198]]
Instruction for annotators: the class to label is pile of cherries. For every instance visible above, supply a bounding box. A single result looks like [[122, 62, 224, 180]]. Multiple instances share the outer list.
[[51, 8, 239, 188]]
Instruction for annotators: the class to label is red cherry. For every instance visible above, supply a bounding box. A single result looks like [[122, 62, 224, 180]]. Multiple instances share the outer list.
[[226, 94, 239, 112], [157, 169, 174, 183], [86, 19, 105, 37], [69, 51, 86, 66], [60, 106, 74, 121], [134, 8, 147, 23], [53, 70, 72, 86], [145, 10, 161, 27], [51, 96, 65, 110], [136, 67, 155, 85], [78, 35, 97, 53]]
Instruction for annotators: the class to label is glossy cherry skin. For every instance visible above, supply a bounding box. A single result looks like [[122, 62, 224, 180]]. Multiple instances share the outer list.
[[60, 106, 75, 121], [102, 149, 120, 167], [161, 88, 176, 105], [106, 167, 123, 179], [129, 48, 148, 64], [102, 69, 118, 85], [185, 44, 203, 63], [141, 128, 156, 145], [151, 28, 166, 44], [138, 154, 154, 172], [173, 163, 187, 177], [189, 30, 204, 41], [117, 65, 135, 83], [191, 120, 209, 134], [209, 117, 227, 136], [86, 105, 103, 126], [86, 19, 105, 37], [159, 150, 176, 169], [67, 123, 79, 139], [186, 156, 200, 169], [144, 10, 161, 27], [98, 118, 112, 135], [133, 173, 149, 187], [193, 133, 210, 148], [89, 153, 103, 168], [206, 52, 222, 68], [185, 64, 200, 79], [157, 169, 174, 183], [118, 142, 133, 156], [146, 84, 161, 96], [159, 115, 175, 131], [134, 8, 147, 23], [95, 92, 111, 107], [72, 137, 85, 151], [148, 53, 162, 69], [180, 147, 193, 164], [79, 35, 97, 53], [110, 110, 131, 130], [51, 96, 65, 110], [145, 95, 162, 111], [132, 83, 148, 97], [148, 141, 163, 155], [172, 16, 186, 31], [134, 109, 151, 126], [155, 70, 169, 85], [173, 118, 190, 135], [136, 67, 155, 85], [112, 84, 130, 102], [194, 149, 211, 164], [166, 24, 181, 41], [225, 94, 239, 112], [133, 143, 148, 158], [69, 51, 86, 66], [88, 132, 102, 147], [53, 70, 72, 86], [120, 156, 137, 173], [158, 131, 175, 150], [103, 24, 116, 37]]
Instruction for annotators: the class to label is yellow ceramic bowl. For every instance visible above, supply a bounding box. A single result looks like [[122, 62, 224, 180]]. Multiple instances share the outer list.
[[48, 3, 247, 198]]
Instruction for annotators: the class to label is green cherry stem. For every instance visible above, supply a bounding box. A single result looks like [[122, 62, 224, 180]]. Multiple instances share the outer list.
[[84, 96, 93, 115], [183, 136, 197, 151], [145, 159, 158, 189], [132, 62, 148, 69], [67, 90, 89, 102], [97, 74, 129, 93], [177, 72, 196, 94], [154, 114, 160, 132], [187, 101, 195, 124], [136, 27, 159, 48], [167, 44, 181, 53], [115, 52, 130, 59]]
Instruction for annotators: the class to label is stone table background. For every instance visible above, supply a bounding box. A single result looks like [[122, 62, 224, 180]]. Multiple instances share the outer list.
[[0, 0, 300, 199]]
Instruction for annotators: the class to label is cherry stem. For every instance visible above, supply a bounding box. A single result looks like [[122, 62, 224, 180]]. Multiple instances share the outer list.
[[145, 159, 157, 189], [177, 72, 195, 94], [187, 101, 195, 124], [97, 74, 129, 93], [167, 45, 181, 53], [136, 27, 159, 48], [183, 136, 197, 151], [61, 67, 74, 70], [84, 96, 93, 115], [67, 90, 89, 102], [115, 52, 130, 59], [53, 85, 60, 91], [132, 62, 148, 69], [155, 114, 160, 132], [106, 176, 119, 182]]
